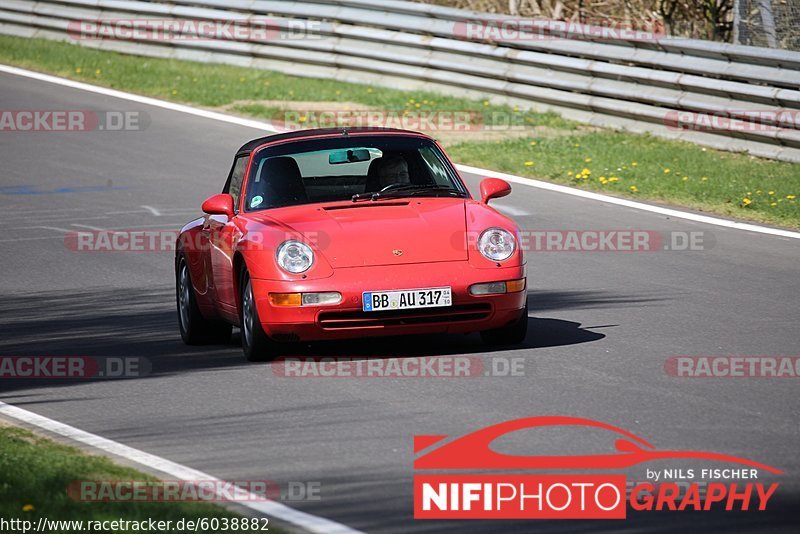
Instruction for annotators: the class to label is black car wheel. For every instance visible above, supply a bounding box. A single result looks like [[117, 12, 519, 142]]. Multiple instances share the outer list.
[[240, 268, 277, 362], [176, 254, 231, 345]]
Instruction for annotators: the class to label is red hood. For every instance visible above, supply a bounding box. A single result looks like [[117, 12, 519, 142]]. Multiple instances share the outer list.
[[246, 198, 468, 268]]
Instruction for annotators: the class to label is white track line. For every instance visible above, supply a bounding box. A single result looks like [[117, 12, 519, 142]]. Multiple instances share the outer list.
[[457, 164, 800, 240], [491, 203, 532, 217], [0, 402, 363, 534], [2, 63, 797, 240], [141, 205, 162, 216], [32, 225, 72, 233], [0, 65, 281, 133]]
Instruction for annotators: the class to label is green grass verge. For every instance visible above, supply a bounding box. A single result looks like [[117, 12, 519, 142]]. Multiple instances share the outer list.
[[0, 35, 797, 228], [447, 134, 800, 227], [0, 425, 273, 534]]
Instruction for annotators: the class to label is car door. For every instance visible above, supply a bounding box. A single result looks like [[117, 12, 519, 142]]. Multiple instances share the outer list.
[[207, 154, 248, 316]]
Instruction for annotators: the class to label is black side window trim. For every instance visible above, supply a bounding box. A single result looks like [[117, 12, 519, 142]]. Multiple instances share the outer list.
[[223, 153, 249, 214]]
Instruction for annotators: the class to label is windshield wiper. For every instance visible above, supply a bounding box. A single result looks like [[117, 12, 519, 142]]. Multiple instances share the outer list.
[[351, 184, 465, 202]]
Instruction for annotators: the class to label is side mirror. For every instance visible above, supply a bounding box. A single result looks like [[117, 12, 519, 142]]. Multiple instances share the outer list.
[[479, 178, 511, 204], [201, 193, 234, 218]]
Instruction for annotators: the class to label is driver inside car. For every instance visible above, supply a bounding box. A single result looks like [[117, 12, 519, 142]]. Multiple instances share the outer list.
[[376, 155, 411, 189]]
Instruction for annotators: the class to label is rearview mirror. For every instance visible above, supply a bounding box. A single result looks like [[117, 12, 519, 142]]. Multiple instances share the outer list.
[[329, 148, 371, 164], [479, 178, 512, 204], [201, 193, 234, 218]]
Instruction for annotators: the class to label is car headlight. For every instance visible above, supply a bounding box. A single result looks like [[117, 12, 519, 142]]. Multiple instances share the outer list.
[[478, 227, 516, 262], [276, 240, 314, 274]]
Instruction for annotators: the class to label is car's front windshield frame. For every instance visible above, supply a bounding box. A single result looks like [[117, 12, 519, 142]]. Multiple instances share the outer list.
[[242, 134, 469, 212]]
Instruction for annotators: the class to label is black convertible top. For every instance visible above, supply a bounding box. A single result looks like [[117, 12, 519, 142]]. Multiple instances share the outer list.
[[236, 127, 429, 155]]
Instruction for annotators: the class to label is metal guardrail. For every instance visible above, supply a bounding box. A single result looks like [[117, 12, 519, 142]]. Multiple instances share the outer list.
[[2, 0, 799, 162]]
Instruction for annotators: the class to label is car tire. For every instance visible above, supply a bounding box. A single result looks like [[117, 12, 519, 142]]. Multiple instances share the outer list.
[[480, 303, 528, 346], [239, 268, 277, 362], [176, 255, 232, 345]]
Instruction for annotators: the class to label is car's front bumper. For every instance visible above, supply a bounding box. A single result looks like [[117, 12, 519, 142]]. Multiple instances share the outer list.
[[250, 261, 526, 342]]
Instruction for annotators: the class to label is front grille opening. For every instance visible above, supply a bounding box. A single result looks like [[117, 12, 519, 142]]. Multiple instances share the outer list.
[[317, 303, 492, 330]]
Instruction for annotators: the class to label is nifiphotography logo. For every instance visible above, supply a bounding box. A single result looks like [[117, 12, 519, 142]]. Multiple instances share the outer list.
[[413, 416, 782, 519]]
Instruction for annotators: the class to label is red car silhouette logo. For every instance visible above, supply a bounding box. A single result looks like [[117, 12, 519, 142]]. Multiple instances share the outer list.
[[414, 416, 782, 474]]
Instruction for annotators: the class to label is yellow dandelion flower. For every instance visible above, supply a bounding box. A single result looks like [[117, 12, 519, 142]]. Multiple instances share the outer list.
[[171, 90, 177, 95], [367, 87, 373, 93], [787, 195, 796, 199], [770, 202, 777, 207], [609, 177, 619, 182], [742, 198, 752, 206], [75, 67, 82, 73], [513, 106, 519, 112], [530, 141, 537, 146], [629, 185, 638, 193], [574, 143, 580, 148], [524, 161, 534, 166], [663, 168, 671, 174], [701, 176, 708, 181], [682, 176, 688, 181], [298, 115, 307, 123], [768, 191, 775, 195], [585, 157, 592, 163], [483, 100, 490, 107], [95, 69, 101, 75], [22, 504, 35, 512], [574, 173, 582, 179], [631, 162, 638, 166], [239, 77, 245, 82]]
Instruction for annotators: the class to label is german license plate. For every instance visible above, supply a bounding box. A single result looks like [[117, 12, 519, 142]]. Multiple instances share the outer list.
[[362, 287, 452, 312]]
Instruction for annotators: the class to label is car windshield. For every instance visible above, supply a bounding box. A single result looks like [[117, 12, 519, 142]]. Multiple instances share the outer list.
[[244, 135, 467, 211]]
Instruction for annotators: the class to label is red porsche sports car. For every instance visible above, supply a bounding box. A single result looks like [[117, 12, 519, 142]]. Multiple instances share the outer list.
[[176, 128, 527, 360]]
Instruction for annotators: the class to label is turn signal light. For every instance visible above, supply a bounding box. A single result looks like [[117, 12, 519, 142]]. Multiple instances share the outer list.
[[270, 292, 343, 307], [270, 293, 302, 306], [469, 279, 526, 296]]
